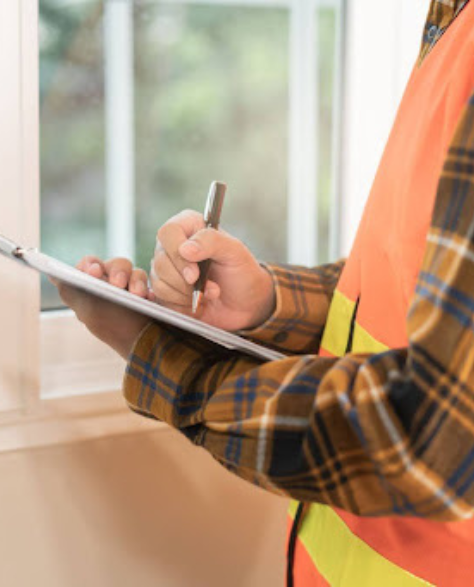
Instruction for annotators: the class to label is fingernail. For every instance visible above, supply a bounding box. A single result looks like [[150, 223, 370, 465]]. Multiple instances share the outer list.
[[90, 262, 102, 274], [183, 266, 195, 284], [134, 281, 147, 296], [181, 240, 202, 255], [113, 271, 128, 288]]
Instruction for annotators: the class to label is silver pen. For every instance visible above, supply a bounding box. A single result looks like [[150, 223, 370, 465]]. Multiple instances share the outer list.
[[192, 181, 227, 314]]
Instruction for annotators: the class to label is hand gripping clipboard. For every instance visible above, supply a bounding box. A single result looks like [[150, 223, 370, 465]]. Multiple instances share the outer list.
[[0, 234, 285, 362]]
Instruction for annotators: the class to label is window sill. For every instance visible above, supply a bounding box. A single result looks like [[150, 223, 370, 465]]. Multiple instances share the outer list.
[[0, 309, 162, 454], [41, 309, 127, 399]]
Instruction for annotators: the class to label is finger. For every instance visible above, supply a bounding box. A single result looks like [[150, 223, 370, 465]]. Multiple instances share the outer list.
[[156, 210, 205, 276], [151, 248, 195, 294], [204, 280, 221, 301], [179, 228, 249, 266], [76, 256, 107, 280], [150, 274, 191, 307], [159, 209, 205, 240], [128, 268, 149, 298], [56, 282, 81, 308], [103, 258, 133, 288]]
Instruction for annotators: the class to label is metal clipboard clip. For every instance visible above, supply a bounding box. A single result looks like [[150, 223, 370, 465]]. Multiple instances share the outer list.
[[12, 247, 27, 259]]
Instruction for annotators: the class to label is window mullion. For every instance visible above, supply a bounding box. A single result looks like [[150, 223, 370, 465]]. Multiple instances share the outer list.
[[328, 0, 346, 261], [104, 0, 136, 261], [287, 0, 319, 266]]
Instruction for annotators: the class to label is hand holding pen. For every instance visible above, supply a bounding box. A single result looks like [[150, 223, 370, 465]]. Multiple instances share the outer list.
[[150, 181, 276, 332]]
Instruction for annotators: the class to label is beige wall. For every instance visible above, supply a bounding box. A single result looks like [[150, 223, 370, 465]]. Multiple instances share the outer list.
[[0, 428, 287, 587]]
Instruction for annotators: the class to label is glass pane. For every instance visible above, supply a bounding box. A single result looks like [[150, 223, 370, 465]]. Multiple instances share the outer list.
[[40, 0, 106, 309], [39, 1, 288, 310], [134, 3, 289, 271], [39, 1, 342, 310]]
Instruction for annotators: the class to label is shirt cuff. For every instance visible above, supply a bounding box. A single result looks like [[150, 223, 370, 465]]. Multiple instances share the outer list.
[[239, 261, 343, 354]]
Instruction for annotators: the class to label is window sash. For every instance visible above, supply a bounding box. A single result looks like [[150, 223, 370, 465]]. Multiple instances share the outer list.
[[100, 0, 344, 267], [39, 0, 345, 401], [0, 0, 368, 450]]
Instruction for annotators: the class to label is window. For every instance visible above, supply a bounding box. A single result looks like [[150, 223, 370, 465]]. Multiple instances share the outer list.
[[0, 0, 426, 449], [38, 0, 345, 402], [39, 0, 346, 312]]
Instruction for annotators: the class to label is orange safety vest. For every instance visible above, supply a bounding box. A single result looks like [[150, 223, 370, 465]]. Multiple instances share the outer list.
[[289, 4, 474, 586]]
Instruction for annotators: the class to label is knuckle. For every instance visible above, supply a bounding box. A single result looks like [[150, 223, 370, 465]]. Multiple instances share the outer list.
[[149, 260, 158, 282], [115, 257, 132, 268], [152, 280, 168, 299], [180, 208, 200, 220], [154, 238, 163, 255], [154, 251, 167, 273], [193, 227, 217, 251], [76, 255, 95, 270], [157, 222, 173, 242], [107, 257, 132, 273]]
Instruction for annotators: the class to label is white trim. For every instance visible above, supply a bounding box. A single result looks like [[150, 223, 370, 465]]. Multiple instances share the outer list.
[[328, 0, 345, 260], [0, 0, 343, 452], [287, 0, 319, 265], [0, 0, 40, 415], [20, 0, 41, 413], [40, 310, 125, 399], [104, 0, 136, 261], [38, 0, 344, 406]]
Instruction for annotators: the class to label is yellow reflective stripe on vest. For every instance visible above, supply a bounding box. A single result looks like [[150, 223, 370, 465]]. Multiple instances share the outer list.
[[288, 501, 433, 586], [352, 322, 389, 354], [321, 290, 356, 356], [321, 289, 389, 356]]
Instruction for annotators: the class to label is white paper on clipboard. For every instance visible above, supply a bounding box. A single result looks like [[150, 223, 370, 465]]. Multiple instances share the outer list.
[[0, 234, 285, 362]]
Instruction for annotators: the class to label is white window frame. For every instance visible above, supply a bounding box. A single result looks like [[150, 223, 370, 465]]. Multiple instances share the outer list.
[[42, 0, 346, 401], [0, 0, 426, 451]]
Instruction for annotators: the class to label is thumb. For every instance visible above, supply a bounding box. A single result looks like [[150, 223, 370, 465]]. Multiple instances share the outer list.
[[178, 228, 250, 266]]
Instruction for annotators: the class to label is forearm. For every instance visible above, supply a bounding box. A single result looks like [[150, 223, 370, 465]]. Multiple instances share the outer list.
[[123, 320, 474, 521]]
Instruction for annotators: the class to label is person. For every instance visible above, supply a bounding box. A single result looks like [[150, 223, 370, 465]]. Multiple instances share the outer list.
[[53, 1, 474, 584]]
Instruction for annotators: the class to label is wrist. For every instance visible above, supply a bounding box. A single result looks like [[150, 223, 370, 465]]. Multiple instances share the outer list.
[[102, 317, 152, 361], [246, 265, 276, 330]]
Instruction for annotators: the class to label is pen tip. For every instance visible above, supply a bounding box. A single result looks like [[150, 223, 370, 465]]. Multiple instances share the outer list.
[[192, 291, 203, 314]]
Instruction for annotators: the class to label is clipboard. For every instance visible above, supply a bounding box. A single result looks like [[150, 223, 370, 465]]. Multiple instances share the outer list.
[[0, 234, 285, 362]]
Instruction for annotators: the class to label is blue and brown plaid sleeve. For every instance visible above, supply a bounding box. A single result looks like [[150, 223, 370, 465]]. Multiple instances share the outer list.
[[238, 260, 345, 354], [122, 37, 474, 522]]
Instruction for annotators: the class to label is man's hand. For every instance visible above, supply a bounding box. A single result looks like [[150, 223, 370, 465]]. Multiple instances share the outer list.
[[151, 209, 276, 331], [51, 256, 154, 360]]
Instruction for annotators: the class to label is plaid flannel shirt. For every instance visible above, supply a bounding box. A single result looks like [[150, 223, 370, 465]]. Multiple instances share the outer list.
[[123, 0, 474, 521]]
